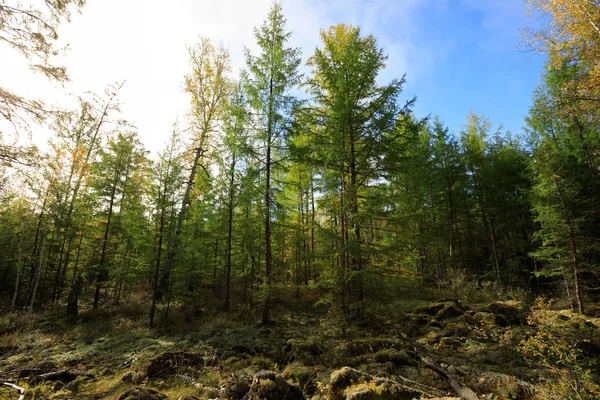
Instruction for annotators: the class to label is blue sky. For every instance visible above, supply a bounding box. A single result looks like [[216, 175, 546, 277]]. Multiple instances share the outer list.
[[2, 0, 547, 153], [306, 0, 547, 138]]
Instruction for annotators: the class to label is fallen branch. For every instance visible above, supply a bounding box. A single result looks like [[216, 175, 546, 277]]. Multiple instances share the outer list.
[[1, 381, 25, 400], [395, 373, 446, 398], [400, 333, 479, 400], [29, 370, 94, 385], [419, 356, 478, 400]]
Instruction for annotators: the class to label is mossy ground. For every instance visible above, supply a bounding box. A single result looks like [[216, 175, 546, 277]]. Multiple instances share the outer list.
[[1, 287, 599, 399]]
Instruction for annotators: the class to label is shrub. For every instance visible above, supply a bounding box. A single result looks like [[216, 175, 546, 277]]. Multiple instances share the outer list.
[[516, 298, 600, 399]]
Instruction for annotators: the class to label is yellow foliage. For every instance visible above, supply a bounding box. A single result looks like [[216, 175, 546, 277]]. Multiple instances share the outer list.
[[524, 0, 600, 107]]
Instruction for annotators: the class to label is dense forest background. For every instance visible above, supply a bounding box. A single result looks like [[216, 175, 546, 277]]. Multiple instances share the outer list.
[[0, 0, 599, 327]]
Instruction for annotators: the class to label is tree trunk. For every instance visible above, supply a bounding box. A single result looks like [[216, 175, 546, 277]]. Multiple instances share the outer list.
[[262, 73, 274, 325], [225, 153, 236, 312], [93, 171, 119, 311], [159, 146, 204, 299], [11, 223, 26, 312], [29, 235, 46, 313], [553, 176, 584, 314]]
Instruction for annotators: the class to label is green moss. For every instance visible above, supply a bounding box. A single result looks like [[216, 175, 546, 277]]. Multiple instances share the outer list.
[[251, 356, 274, 369]]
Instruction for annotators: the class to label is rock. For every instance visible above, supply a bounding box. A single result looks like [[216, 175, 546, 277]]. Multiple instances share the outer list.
[[416, 330, 441, 346], [586, 304, 600, 317], [483, 350, 505, 365], [427, 319, 443, 329], [53, 381, 65, 392], [427, 398, 460, 400], [328, 367, 421, 400], [64, 379, 80, 392], [471, 372, 536, 400], [372, 349, 414, 367], [357, 362, 395, 377], [121, 371, 135, 383], [472, 312, 495, 326], [35, 361, 57, 372], [177, 396, 200, 400], [569, 317, 598, 331], [285, 337, 325, 362], [434, 304, 464, 321], [29, 370, 92, 385], [487, 302, 525, 327], [231, 345, 254, 356], [251, 356, 275, 369], [438, 336, 462, 349], [132, 371, 147, 384], [352, 338, 397, 355], [141, 352, 204, 378], [119, 387, 169, 400], [398, 314, 433, 336], [414, 302, 447, 316], [197, 386, 220, 398], [246, 370, 305, 400], [283, 362, 322, 394], [224, 373, 252, 399], [576, 338, 600, 357]]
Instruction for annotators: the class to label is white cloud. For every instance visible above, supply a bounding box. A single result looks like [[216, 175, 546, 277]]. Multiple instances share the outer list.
[[2, 0, 437, 156]]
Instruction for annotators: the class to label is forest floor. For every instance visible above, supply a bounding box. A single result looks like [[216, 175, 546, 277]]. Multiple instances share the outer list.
[[1, 288, 600, 400]]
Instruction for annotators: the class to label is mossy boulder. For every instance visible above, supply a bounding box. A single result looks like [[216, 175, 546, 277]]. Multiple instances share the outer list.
[[465, 348, 506, 365], [247, 370, 305, 400], [284, 337, 325, 364], [486, 302, 525, 327], [328, 367, 421, 400], [357, 362, 395, 377], [417, 327, 450, 346], [398, 314, 434, 336], [231, 344, 254, 356], [470, 372, 537, 399], [413, 302, 448, 316], [438, 336, 462, 349], [282, 362, 323, 394], [118, 387, 168, 400], [472, 311, 495, 326], [372, 349, 414, 367], [434, 304, 464, 322], [141, 351, 204, 378], [251, 356, 274, 369], [225, 374, 251, 400], [35, 360, 57, 372]]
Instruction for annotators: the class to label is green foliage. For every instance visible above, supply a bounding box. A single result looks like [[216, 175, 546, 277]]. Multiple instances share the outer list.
[[515, 298, 600, 399]]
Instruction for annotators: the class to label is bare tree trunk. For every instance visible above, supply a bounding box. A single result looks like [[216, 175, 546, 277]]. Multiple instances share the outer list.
[[29, 236, 47, 313], [11, 223, 26, 312], [310, 176, 316, 282], [70, 233, 84, 285], [93, 172, 119, 311], [225, 153, 236, 312], [56, 86, 122, 303], [150, 154, 173, 327], [553, 176, 584, 314], [261, 72, 275, 325], [159, 146, 204, 299]]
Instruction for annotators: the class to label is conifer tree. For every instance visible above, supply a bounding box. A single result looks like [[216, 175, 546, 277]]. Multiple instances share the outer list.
[[244, 2, 301, 324]]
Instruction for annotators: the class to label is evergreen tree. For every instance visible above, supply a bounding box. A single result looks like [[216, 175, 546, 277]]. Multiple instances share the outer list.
[[244, 2, 301, 324]]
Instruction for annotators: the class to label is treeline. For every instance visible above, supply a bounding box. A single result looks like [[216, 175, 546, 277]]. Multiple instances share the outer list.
[[0, 1, 598, 323]]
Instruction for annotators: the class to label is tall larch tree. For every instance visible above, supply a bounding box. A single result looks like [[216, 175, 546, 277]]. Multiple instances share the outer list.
[[244, 2, 301, 324], [157, 38, 231, 302], [304, 24, 409, 317]]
